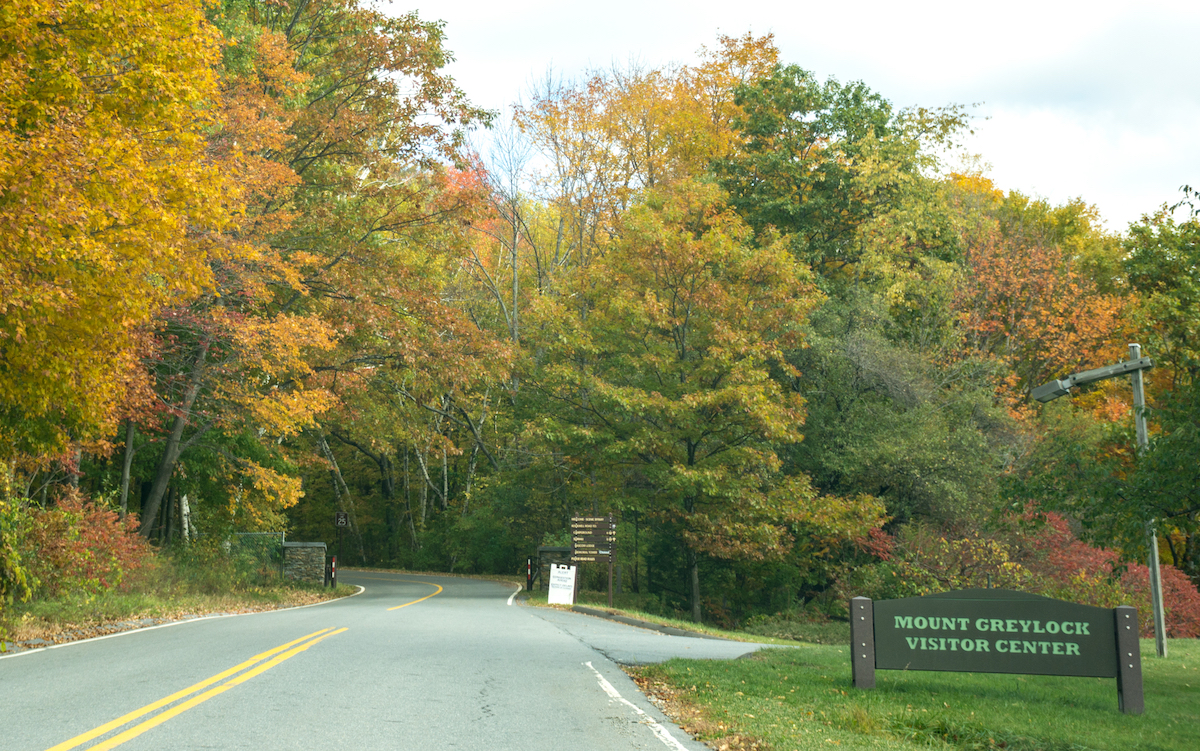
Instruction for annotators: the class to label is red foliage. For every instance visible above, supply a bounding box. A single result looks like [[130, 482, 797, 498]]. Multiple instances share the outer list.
[[857, 527, 894, 561], [1029, 513, 1200, 638], [20, 489, 153, 597]]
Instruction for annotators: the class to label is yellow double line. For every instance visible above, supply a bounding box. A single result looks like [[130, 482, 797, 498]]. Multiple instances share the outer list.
[[46, 627, 346, 751], [387, 580, 443, 610]]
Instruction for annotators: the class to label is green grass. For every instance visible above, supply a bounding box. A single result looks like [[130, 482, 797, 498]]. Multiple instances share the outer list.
[[521, 587, 804, 645], [741, 611, 851, 646], [638, 639, 1199, 750]]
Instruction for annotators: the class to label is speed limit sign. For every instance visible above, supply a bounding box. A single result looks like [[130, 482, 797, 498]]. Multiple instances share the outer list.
[[335, 511, 349, 527]]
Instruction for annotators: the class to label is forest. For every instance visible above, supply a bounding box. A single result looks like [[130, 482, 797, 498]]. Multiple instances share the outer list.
[[2, 0, 1199, 638]]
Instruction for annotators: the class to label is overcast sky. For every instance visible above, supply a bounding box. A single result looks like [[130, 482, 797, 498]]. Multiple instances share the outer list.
[[391, 1, 1199, 232]]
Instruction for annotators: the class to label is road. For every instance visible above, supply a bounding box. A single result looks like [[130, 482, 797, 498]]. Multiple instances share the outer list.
[[1, 571, 780, 750]]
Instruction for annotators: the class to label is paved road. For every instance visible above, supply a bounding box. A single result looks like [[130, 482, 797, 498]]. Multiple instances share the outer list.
[[1, 572, 780, 750]]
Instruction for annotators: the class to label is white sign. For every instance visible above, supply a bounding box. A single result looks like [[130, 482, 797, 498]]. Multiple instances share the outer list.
[[547, 564, 576, 605]]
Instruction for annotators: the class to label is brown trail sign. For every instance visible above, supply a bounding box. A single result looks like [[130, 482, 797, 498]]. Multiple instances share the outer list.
[[571, 515, 617, 607]]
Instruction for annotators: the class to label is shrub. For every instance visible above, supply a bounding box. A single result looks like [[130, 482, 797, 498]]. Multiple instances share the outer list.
[[837, 514, 1200, 638], [1027, 513, 1200, 638], [18, 489, 152, 598], [168, 536, 281, 594]]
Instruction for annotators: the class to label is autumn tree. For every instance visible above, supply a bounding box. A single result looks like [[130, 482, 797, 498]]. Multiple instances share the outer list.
[[214, 0, 508, 554], [0, 0, 234, 461], [1032, 196, 1200, 586], [512, 34, 779, 278], [525, 181, 882, 621], [951, 178, 1128, 403]]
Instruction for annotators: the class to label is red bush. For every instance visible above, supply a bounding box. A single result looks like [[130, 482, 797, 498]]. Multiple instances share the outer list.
[[20, 489, 153, 597], [1028, 513, 1200, 638]]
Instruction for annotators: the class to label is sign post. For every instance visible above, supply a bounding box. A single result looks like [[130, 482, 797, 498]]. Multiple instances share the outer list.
[[851, 589, 1143, 714], [334, 511, 348, 582], [571, 515, 617, 607]]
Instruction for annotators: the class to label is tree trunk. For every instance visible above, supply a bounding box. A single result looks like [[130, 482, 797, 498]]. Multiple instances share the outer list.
[[404, 449, 419, 550], [441, 447, 448, 511], [461, 444, 479, 517], [180, 493, 192, 543], [68, 448, 82, 490], [317, 434, 367, 564], [413, 448, 443, 515], [688, 548, 701, 624], [140, 339, 210, 537], [632, 511, 639, 594], [511, 217, 520, 344], [118, 421, 135, 520], [163, 486, 175, 543]]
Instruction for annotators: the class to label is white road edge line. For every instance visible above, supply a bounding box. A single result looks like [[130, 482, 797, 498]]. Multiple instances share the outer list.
[[0, 586, 366, 661], [507, 584, 521, 606], [585, 661, 690, 751]]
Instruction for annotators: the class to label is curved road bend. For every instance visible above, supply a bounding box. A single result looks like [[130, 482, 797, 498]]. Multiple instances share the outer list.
[[1, 572, 778, 750]]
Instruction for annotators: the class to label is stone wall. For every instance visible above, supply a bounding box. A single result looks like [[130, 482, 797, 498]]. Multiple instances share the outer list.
[[283, 542, 327, 585]]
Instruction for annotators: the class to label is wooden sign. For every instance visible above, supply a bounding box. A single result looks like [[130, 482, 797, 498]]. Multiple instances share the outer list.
[[571, 514, 616, 562], [850, 589, 1143, 714]]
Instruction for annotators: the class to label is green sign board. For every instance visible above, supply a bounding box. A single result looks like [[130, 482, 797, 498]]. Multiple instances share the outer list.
[[851, 589, 1143, 714], [874, 589, 1116, 677]]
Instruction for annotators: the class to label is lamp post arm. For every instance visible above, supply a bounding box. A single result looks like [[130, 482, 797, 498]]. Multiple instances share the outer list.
[[1068, 357, 1154, 388], [1032, 357, 1153, 403]]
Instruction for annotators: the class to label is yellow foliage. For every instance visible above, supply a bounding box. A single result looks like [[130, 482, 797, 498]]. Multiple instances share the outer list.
[[0, 0, 236, 455]]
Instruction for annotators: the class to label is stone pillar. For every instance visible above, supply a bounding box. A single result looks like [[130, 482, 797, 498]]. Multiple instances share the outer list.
[[283, 542, 327, 585]]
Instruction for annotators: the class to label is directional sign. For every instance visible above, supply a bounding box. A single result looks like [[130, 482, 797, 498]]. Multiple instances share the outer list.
[[571, 514, 616, 562]]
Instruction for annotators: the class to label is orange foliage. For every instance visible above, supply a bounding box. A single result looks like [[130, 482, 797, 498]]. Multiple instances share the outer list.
[[955, 227, 1127, 409]]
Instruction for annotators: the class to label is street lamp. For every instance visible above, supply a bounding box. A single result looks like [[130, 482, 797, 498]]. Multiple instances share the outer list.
[[1033, 343, 1168, 658]]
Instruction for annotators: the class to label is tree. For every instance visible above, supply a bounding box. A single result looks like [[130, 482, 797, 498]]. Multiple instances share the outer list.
[[526, 180, 882, 621], [0, 0, 234, 459], [513, 34, 780, 278], [132, 0, 496, 537], [1013, 193, 1200, 592], [715, 64, 904, 274], [954, 223, 1128, 403], [785, 292, 1014, 530]]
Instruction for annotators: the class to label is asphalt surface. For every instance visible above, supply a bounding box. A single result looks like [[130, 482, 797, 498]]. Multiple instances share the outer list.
[[1, 572, 782, 750]]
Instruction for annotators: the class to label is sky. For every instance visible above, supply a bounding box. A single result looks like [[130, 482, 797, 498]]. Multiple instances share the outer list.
[[389, 0, 1199, 232]]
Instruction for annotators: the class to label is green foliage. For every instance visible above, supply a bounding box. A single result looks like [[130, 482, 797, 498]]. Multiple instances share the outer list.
[[0, 494, 30, 650], [786, 293, 1011, 528], [168, 537, 282, 594], [522, 180, 885, 620], [1126, 206, 1200, 380], [716, 64, 900, 271]]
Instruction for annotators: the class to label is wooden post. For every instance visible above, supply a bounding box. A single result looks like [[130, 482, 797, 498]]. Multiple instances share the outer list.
[[607, 554, 614, 608], [851, 597, 875, 689], [1114, 606, 1144, 714]]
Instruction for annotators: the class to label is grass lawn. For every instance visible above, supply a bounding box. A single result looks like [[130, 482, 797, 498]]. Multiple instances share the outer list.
[[633, 639, 1198, 750], [523, 586, 819, 645]]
